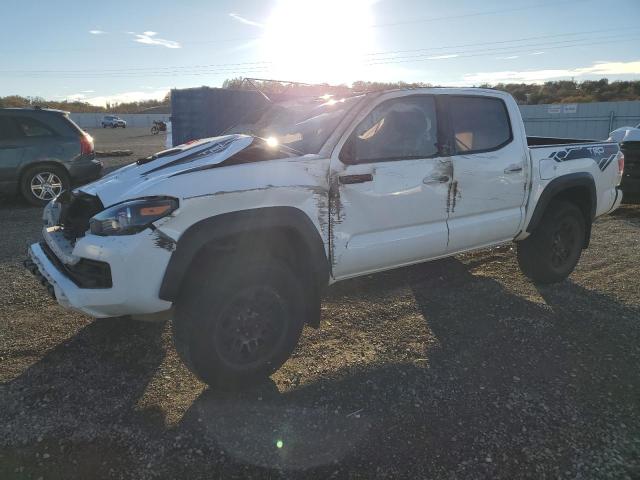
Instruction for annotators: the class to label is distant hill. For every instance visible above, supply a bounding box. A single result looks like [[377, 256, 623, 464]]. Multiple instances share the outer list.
[[0, 93, 170, 113], [223, 77, 640, 105], [484, 79, 640, 104], [3, 78, 639, 112]]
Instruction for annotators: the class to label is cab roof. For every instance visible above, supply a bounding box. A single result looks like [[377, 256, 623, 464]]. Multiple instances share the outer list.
[[0, 106, 70, 115]]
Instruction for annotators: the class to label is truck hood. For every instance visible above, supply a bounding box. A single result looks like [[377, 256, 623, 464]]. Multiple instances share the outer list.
[[78, 134, 254, 206]]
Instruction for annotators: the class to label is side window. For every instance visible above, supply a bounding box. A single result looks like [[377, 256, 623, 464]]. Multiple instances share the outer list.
[[347, 96, 439, 163], [448, 96, 512, 154], [0, 117, 22, 141], [14, 116, 55, 138]]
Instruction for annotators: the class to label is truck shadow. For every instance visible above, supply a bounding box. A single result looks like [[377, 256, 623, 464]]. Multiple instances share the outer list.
[[175, 259, 640, 476], [0, 318, 166, 451], [2, 259, 639, 478]]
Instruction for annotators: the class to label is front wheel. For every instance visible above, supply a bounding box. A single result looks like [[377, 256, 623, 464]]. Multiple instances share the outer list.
[[517, 200, 585, 284], [151, 126, 159, 135], [173, 256, 306, 388]]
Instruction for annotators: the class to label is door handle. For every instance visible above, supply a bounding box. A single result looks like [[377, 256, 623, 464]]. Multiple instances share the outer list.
[[423, 175, 450, 185], [504, 164, 523, 174], [338, 173, 373, 185]]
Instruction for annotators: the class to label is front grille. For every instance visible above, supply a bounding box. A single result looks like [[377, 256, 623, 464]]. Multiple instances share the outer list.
[[59, 191, 104, 241], [40, 241, 112, 289]]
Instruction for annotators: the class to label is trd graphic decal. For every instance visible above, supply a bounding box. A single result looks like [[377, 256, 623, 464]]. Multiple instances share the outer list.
[[549, 144, 619, 171]]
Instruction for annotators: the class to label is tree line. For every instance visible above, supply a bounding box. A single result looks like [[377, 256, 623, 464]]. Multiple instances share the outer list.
[[0, 93, 171, 113], [223, 78, 640, 104], [2, 78, 640, 112]]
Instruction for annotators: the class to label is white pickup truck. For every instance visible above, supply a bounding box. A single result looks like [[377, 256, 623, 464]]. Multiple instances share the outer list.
[[26, 88, 624, 386]]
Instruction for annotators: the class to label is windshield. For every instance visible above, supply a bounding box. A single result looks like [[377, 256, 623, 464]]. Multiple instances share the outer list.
[[229, 95, 364, 155]]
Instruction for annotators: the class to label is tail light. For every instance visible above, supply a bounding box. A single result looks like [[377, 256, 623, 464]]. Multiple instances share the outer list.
[[618, 152, 625, 175], [80, 133, 94, 155]]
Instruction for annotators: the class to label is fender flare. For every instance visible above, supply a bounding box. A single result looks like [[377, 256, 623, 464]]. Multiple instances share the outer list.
[[526, 172, 597, 234], [17, 159, 68, 183], [159, 206, 329, 302]]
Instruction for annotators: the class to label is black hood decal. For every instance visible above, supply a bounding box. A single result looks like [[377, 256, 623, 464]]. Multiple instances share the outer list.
[[142, 137, 239, 176], [169, 141, 294, 178]]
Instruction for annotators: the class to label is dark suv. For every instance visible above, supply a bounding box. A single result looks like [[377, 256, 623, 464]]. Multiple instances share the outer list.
[[0, 108, 102, 205]]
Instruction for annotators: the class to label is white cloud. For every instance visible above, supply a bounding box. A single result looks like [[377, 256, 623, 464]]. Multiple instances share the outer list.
[[82, 89, 169, 107], [460, 60, 640, 85], [66, 93, 87, 101], [496, 55, 520, 60], [81, 89, 95, 93], [89, 29, 106, 35], [426, 54, 459, 60], [229, 13, 263, 28], [133, 31, 181, 49], [530, 51, 545, 56]]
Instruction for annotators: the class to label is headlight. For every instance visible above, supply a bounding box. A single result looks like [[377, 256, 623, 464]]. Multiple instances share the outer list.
[[89, 197, 178, 236]]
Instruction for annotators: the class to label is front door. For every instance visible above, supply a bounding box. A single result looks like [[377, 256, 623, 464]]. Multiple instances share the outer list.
[[329, 93, 452, 279]]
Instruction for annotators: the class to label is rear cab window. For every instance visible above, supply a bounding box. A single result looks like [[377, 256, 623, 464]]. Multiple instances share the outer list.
[[446, 95, 512, 154]]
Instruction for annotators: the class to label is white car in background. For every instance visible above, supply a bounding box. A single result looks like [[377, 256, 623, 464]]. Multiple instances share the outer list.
[[609, 123, 640, 194], [608, 122, 640, 143]]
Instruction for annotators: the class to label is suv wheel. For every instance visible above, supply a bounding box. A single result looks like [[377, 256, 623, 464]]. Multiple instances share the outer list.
[[173, 256, 306, 388], [20, 165, 70, 206], [517, 200, 585, 284]]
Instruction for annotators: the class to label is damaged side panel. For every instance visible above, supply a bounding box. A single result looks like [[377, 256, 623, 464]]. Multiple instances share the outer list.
[[153, 155, 332, 264], [328, 158, 451, 280]]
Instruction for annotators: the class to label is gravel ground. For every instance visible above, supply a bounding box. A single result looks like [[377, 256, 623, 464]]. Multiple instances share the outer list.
[[86, 126, 168, 173], [0, 131, 639, 478]]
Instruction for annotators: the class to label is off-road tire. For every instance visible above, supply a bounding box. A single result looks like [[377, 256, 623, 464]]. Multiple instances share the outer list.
[[20, 164, 70, 206], [517, 200, 585, 284], [173, 255, 306, 388]]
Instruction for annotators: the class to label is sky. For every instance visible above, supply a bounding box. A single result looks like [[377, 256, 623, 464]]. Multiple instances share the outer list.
[[1, 0, 639, 106]]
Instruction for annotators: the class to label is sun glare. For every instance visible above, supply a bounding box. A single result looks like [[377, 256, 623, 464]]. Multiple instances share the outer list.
[[262, 0, 375, 84], [265, 136, 279, 147]]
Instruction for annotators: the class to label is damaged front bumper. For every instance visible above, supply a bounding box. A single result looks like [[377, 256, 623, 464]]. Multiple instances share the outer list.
[[25, 226, 174, 318]]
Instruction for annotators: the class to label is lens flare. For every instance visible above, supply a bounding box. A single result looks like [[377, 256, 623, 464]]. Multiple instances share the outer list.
[[266, 136, 279, 147]]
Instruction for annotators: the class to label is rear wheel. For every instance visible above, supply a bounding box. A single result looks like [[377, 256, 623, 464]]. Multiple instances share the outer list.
[[173, 255, 306, 388], [517, 200, 585, 284], [20, 165, 70, 206]]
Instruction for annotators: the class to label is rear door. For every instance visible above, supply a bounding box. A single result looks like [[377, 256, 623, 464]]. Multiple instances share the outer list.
[[329, 93, 452, 279], [443, 94, 527, 252], [0, 116, 25, 186]]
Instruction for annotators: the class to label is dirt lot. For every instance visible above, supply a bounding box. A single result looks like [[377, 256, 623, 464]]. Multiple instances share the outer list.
[[87, 126, 168, 173], [1, 130, 639, 479]]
